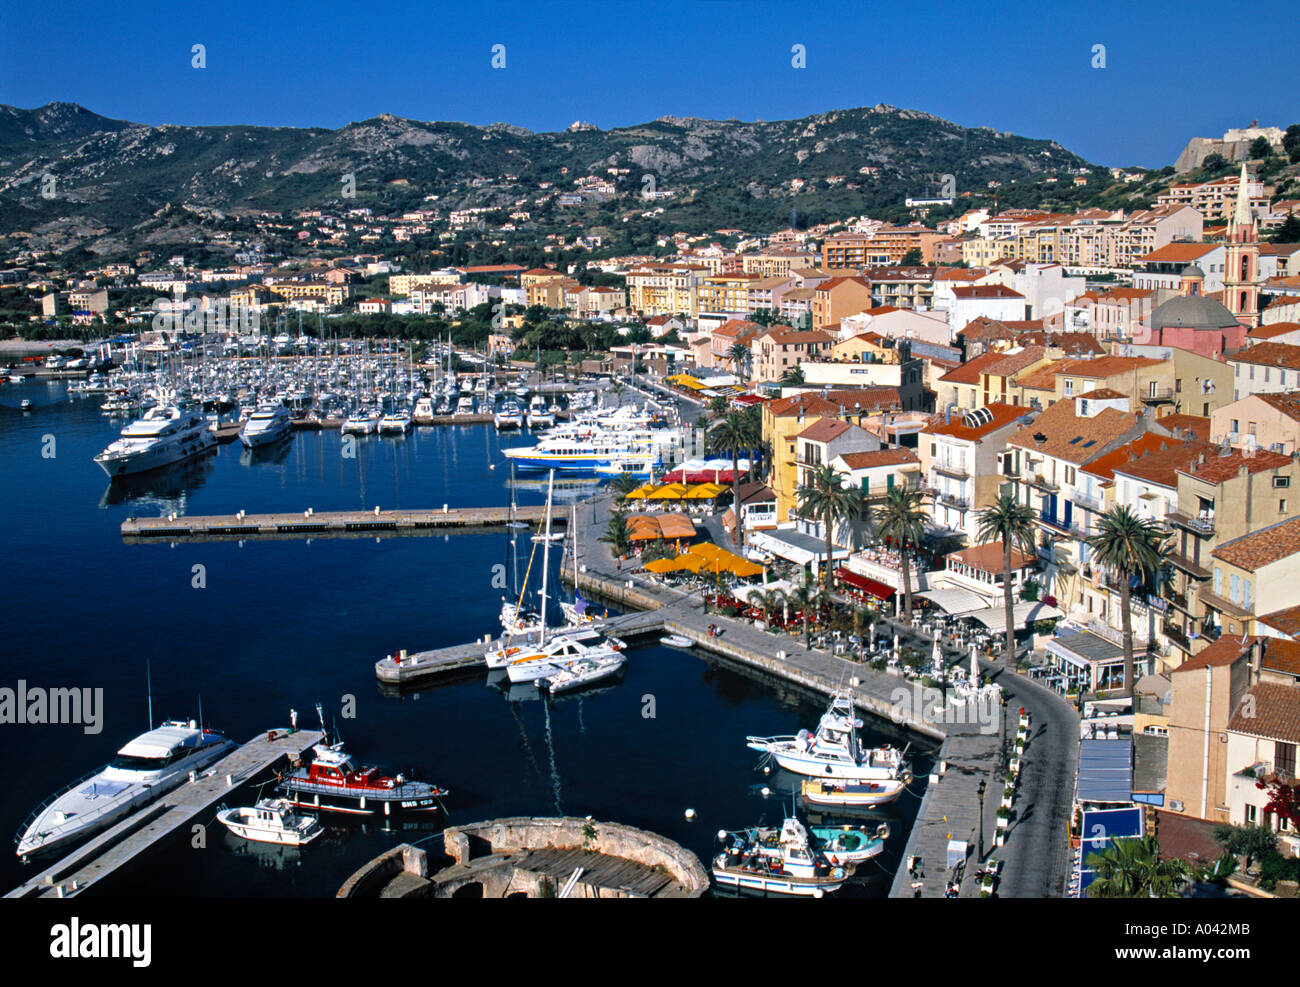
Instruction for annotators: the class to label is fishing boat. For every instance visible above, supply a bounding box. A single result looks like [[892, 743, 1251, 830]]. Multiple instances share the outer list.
[[16, 719, 235, 858], [218, 798, 323, 846], [807, 822, 889, 864], [712, 817, 850, 897], [278, 706, 449, 817], [746, 691, 912, 781], [801, 775, 909, 808], [535, 653, 627, 694]]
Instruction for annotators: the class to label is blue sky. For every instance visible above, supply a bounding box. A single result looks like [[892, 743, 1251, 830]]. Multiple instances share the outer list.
[[1, 0, 1296, 167]]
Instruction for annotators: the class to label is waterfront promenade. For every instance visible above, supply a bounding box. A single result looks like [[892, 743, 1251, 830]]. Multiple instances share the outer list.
[[564, 493, 1078, 898]]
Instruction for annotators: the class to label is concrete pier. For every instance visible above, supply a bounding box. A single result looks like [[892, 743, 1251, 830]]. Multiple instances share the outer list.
[[122, 504, 564, 541], [6, 729, 323, 899]]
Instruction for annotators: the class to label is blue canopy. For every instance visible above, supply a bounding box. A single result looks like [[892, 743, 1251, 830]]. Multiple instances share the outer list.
[[1077, 738, 1132, 803]]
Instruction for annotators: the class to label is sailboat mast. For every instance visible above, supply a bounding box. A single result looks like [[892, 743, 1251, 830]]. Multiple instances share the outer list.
[[146, 660, 153, 731], [539, 469, 555, 646]]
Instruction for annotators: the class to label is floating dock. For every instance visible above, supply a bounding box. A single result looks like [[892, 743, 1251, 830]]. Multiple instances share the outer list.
[[7, 728, 323, 899], [122, 504, 565, 541]]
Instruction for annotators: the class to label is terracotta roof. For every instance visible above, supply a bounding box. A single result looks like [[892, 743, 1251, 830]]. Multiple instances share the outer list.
[[1153, 811, 1222, 865], [836, 448, 920, 470], [1179, 448, 1292, 484], [1059, 355, 1167, 378], [1251, 390, 1300, 423], [1260, 637, 1300, 677], [1231, 341, 1300, 371], [766, 393, 841, 418], [1074, 387, 1127, 400], [1212, 515, 1300, 571], [796, 418, 853, 443], [735, 481, 776, 505], [952, 285, 1024, 299], [1112, 437, 1218, 488], [759, 326, 835, 346], [1173, 634, 1251, 673], [1016, 331, 1106, 356], [1246, 321, 1300, 340], [922, 401, 1028, 440], [938, 349, 1008, 385], [949, 543, 1035, 573], [1006, 398, 1140, 465], [1014, 359, 1076, 392], [1137, 242, 1219, 264], [957, 316, 1015, 342], [1258, 603, 1300, 638], [1155, 413, 1211, 440], [982, 345, 1046, 378], [1228, 681, 1300, 744], [823, 387, 903, 412]]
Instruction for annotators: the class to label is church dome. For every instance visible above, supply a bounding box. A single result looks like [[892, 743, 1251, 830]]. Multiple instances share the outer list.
[[1150, 294, 1240, 331]]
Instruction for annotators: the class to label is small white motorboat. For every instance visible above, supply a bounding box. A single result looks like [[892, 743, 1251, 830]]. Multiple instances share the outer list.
[[661, 634, 694, 649], [20, 399, 33, 411], [536, 653, 627, 694], [218, 798, 323, 846]]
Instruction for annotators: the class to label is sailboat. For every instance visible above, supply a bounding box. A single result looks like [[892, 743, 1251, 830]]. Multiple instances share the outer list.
[[485, 471, 625, 682]]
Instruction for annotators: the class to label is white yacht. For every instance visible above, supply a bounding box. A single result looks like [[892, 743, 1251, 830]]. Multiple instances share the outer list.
[[455, 395, 475, 415], [535, 653, 627, 693], [378, 407, 414, 433], [494, 399, 525, 430], [239, 403, 292, 448], [94, 401, 217, 478], [17, 720, 236, 858], [413, 397, 435, 424], [497, 629, 627, 684], [527, 394, 555, 429], [218, 798, 323, 846], [341, 409, 380, 434], [746, 691, 912, 782]]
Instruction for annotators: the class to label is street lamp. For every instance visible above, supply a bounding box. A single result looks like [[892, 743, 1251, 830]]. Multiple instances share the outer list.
[[977, 779, 987, 862]]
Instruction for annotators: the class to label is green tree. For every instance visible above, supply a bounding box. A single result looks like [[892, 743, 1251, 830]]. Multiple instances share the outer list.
[[1211, 823, 1278, 869], [707, 410, 761, 549], [899, 247, 923, 265], [871, 485, 927, 619], [1284, 124, 1300, 164], [1269, 213, 1300, 244], [786, 573, 825, 649], [779, 365, 805, 388], [1086, 506, 1164, 697], [797, 464, 863, 588], [976, 491, 1039, 668], [1085, 836, 1188, 898], [727, 341, 750, 384], [1249, 136, 1273, 160], [599, 514, 632, 559]]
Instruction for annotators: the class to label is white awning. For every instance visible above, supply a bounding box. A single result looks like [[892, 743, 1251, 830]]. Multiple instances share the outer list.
[[914, 587, 990, 616], [750, 530, 847, 568], [969, 601, 1064, 632]]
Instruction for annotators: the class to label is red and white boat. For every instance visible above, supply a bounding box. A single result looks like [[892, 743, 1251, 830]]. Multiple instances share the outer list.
[[277, 708, 448, 817]]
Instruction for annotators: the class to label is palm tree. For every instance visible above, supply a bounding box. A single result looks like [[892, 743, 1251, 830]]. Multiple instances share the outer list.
[[976, 491, 1039, 669], [726, 341, 749, 385], [599, 514, 632, 559], [757, 588, 786, 630], [1085, 836, 1187, 898], [871, 485, 927, 619], [1086, 506, 1164, 698], [707, 410, 760, 550], [779, 366, 805, 388], [797, 464, 863, 589], [610, 472, 641, 499], [786, 574, 823, 649]]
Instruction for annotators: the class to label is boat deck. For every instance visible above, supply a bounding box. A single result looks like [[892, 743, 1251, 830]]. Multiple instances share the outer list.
[[6, 729, 323, 899]]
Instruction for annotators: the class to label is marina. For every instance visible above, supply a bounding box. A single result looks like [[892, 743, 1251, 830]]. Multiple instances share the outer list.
[[7, 729, 324, 898]]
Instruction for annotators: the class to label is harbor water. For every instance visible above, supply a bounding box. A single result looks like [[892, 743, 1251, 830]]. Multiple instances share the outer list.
[[0, 380, 931, 897]]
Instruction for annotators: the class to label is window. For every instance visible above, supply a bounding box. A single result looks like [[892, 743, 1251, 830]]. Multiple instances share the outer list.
[[1249, 422, 1257, 436], [1278, 742, 1296, 780], [1246, 804, 1258, 824], [1232, 419, 1240, 433], [1282, 500, 1288, 514], [1274, 476, 1291, 488], [1214, 567, 1222, 595], [1230, 573, 1240, 605]]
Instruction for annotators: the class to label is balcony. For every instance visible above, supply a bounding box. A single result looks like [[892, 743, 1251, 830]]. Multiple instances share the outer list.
[[1162, 622, 1192, 653], [1037, 513, 1088, 538], [1167, 588, 1190, 612], [1167, 550, 1211, 580], [932, 461, 970, 480], [1140, 387, 1175, 405], [937, 491, 970, 511], [1025, 473, 1059, 493], [1072, 490, 1105, 513], [1168, 510, 1215, 536]]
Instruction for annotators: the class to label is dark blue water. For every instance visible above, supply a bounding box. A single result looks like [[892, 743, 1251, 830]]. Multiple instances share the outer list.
[[0, 380, 930, 897]]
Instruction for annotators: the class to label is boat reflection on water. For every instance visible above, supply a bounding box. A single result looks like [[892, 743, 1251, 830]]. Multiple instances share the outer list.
[[511, 476, 604, 503], [98, 450, 217, 508], [221, 829, 309, 871], [754, 766, 907, 828], [239, 438, 294, 468]]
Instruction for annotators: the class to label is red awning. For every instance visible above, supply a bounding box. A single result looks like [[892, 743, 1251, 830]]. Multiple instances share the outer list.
[[835, 567, 895, 600]]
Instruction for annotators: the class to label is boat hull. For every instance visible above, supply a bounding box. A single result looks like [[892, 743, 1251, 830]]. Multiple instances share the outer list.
[[801, 778, 906, 807]]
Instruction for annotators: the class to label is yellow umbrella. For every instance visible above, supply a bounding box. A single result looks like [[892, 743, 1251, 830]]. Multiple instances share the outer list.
[[623, 483, 656, 500], [647, 482, 689, 500], [683, 482, 727, 500]]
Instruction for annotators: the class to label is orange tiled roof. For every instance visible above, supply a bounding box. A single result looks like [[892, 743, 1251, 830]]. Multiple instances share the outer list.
[[1230, 341, 1300, 371], [837, 448, 920, 469], [1179, 449, 1292, 484], [1228, 680, 1300, 744], [1212, 515, 1300, 572], [1006, 398, 1139, 464], [922, 401, 1027, 440]]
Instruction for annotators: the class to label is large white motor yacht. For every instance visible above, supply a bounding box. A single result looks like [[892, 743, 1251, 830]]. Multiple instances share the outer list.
[[94, 402, 217, 477], [17, 720, 236, 858], [746, 691, 912, 782], [239, 404, 293, 448]]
